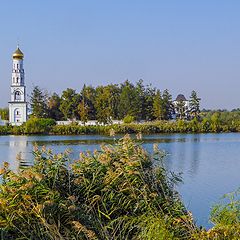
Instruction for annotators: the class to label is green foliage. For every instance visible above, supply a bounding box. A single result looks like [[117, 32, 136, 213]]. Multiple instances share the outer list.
[[30, 86, 49, 118], [0, 136, 196, 239], [176, 100, 186, 120], [60, 88, 81, 120], [24, 118, 56, 134], [0, 126, 11, 135], [27, 80, 202, 123], [118, 80, 141, 120], [189, 90, 201, 119], [0, 108, 9, 120], [80, 84, 96, 120], [78, 99, 90, 124], [1, 115, 240, 135], [193, 190, 240, 239], [94, 85, 117, 124], [162, 89, 174, 120], [210, 112, 221, 133], [153, 90, 164, 120], [48, 93, 64, 120], [123, 115, 135, 123]]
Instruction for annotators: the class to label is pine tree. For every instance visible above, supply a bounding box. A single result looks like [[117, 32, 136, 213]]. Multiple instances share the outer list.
[[189, 90, 201, 119], [143, 84, 156, 121], [30, 86, 48, 118], [162, 89, 174, 120], [118, 80, 139, 119]]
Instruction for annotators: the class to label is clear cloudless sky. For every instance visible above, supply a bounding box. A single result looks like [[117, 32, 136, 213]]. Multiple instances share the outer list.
[[0, 0, 240, 109]]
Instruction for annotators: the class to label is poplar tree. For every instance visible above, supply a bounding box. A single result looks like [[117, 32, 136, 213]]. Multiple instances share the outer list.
[[78, 99, 89, 124], [153, 90, 164, 120], [81, 85, 96, 120]]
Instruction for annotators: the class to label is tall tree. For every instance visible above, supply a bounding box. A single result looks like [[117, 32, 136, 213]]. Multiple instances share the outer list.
[[162, 89, 174, 120], [118, 80, 140, 119], [143, 84, 156, 120], [30, 86, 48, 118], [135, 79, 145, 120], [48, 93, 63, 120], [153, 90, 164, 120], [107, 84, 121, 119], [189, 90, 201, 119], [94, 86, 113, 124], [78, 99, 89, 124], [80, 85, 96, 120], [60, 88, 80, 120]]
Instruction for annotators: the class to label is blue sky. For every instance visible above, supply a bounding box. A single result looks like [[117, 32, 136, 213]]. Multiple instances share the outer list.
[[0, 0, 240, 109]]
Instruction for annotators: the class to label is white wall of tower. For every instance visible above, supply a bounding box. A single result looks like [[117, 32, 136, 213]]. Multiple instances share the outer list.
[[12, 59, 24, 86], [9, 103, 27, 125]]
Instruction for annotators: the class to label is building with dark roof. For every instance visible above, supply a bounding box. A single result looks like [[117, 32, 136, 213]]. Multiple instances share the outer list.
[[173, 94, 190, 119]]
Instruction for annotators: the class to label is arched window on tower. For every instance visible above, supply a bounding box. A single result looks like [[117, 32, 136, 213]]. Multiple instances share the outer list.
[[14, 91, 21, 101], [14, 108, 21, 122]]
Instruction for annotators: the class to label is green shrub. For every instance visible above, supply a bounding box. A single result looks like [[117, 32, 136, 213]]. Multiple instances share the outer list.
[[3, 118, 240, 135], [193, 190, 240, 239], [24, 118, 56, 134], [123, 115, 135, 123], [0, 126, 11, 135]]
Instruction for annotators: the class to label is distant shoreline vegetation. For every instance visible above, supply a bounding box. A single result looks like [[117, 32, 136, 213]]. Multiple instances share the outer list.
[[1, 113, 240, 135]]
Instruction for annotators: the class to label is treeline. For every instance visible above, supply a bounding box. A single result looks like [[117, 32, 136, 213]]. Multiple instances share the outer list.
[[29, 80, 201, 123]]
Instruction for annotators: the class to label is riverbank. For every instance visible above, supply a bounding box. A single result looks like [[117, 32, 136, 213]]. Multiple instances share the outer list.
[[1, 117, 240, 135]]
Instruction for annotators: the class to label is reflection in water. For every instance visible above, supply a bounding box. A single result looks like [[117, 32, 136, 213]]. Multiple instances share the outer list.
[[7, 138, 33, 172], [190, 139, 200, 177]]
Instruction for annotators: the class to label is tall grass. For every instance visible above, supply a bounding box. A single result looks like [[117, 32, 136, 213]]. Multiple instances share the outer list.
[[0, 135, 196, 239]]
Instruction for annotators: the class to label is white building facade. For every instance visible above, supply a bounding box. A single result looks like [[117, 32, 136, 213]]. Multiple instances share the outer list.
[[9, 47, 27, 125], [173, 94, 190, 119]]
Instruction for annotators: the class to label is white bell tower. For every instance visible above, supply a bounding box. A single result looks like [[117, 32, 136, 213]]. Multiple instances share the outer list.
[[9, 46, 27, 125]]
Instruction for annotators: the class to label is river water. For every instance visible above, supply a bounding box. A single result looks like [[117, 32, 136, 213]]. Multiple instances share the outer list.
[[1, 133, 240, 228]]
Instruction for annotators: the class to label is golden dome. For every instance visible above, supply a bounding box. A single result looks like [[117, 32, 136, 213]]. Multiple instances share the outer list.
[[13, 47, 24, 60]]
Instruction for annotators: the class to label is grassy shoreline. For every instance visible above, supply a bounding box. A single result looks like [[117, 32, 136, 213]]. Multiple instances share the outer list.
[[1, 118, 240, 135]]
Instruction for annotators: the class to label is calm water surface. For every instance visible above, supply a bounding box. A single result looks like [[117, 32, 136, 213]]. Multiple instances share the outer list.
[[1, 133, 240, 228]]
